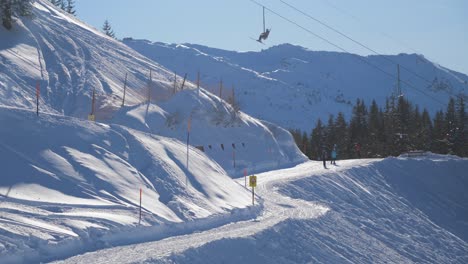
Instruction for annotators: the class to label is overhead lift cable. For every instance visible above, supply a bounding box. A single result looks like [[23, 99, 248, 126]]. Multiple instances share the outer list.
[[248, 0, 445, 106], [280, 0, 460, 98]]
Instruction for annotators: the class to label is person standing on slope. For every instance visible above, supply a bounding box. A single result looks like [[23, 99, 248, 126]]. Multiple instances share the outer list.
[[321, 147, 328, 169], [331, 144, 337, 165]]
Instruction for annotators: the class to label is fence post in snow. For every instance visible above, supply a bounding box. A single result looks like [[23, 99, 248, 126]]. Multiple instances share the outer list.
[[219, 78, 223, 98], [121, 72, 127, 107], [36, 81, 40, 116], [88, 87, 96, 121], [180, 73, 187, 90], [139, 188, 142, 225]]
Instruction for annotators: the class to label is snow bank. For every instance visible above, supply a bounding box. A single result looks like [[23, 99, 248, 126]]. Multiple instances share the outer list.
[[0, 107, 253, 262], [152, 156, 468, 263], [111, 88, 307, 177]]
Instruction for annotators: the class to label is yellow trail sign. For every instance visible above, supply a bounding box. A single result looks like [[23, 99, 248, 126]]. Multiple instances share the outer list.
[[249, 175, 257, 188]]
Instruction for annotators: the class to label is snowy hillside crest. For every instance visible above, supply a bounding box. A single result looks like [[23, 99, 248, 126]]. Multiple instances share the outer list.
[[124, 40, 468, 131]]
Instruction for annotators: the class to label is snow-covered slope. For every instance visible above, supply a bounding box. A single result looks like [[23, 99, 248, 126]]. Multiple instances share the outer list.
[[0, 107, 255, 262], [0, 0, 183, 119], [111, 88, 306, 177], [53, 155, 468, 264], [0, 3, 305, 262], [124, 40, 468, 131], [0, 0, 305, 176]]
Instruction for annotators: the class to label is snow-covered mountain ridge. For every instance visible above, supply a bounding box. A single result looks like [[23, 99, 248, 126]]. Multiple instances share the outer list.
[[124, 40, 468, 131]]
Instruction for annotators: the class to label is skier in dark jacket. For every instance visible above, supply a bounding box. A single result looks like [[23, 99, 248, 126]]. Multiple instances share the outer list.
[[257, 28, 271, 43], [321, 148, 328, 169]]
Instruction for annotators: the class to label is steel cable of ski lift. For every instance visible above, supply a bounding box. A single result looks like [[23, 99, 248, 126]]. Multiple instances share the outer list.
[[280, 0, 464, 100], [248, 0, 446, 106]]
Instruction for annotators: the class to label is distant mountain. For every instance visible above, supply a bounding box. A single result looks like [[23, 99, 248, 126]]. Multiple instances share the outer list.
[[124, 40, 468, 131]]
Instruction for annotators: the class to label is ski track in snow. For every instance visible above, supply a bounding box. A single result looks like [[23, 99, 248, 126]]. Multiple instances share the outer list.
[[54, 160, 365, 263]]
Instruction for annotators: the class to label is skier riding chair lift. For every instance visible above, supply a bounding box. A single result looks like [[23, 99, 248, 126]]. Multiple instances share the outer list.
[[256, 6, 271, 43], [257, 28, 271, 43]]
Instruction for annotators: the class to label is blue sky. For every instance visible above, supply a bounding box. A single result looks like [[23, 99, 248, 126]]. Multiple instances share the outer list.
[[75, 0, 468, 75]]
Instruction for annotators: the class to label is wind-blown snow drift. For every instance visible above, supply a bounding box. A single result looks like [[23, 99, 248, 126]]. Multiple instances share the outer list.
[[111, 88, 306, 177], [0, 107, 254, 262]]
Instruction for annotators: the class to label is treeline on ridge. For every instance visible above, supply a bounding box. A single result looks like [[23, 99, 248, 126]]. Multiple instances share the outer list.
[[290, 96, 467, 159]]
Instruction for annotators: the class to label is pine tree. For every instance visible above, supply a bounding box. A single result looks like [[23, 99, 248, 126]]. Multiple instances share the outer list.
[[432, 110, 448, 154], [419, 108, 433, 151], [49, 0, 61, 7], [349, 99, 368, 157], [453, 96, 467, 156], [66, 0, 75, 15], [310, 119, 324, 160], [445, 98, 457, 154], [325, 114, 336, 149], [334, 112, 350, 159], [368, 100, 384, 157], [102, 19, 115, 38], [1, 0, 33, 30], [1, 0, 13, 30], [393, 96, 412, 154]]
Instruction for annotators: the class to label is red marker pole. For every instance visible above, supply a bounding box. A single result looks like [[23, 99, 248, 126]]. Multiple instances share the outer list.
[[36, 81, 40, 116], [138, 188, 142, 225]]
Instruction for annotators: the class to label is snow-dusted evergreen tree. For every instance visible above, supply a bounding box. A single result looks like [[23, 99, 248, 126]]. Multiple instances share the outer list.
[[310, 118, 324, 160], [49, 0, 61, 7], [418, 108, 433, 151], [334, 112, 349, 158], [454, 96, 467, 156], [1, 0, 33, 30], [65, 0, 75, 15], [367, 100, 384, 157], [445, 98, 457, 153], [349, 98, 368, 155], [102, 19, 115, 38], [432, 110, 448, 153]]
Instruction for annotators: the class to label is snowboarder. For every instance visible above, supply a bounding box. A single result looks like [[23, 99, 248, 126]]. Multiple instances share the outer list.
[[257, 28, 271, 43], [321, 147, 328, 169], [355, 142, 361, 159], [331, 144, 337, 165]]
